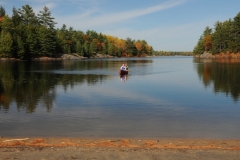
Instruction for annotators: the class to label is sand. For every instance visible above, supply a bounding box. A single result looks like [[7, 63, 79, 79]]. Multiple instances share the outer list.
[[0, 137, 240, 160]]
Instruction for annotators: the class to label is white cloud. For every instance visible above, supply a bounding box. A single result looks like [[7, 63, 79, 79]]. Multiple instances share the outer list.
[[55, 0, 187, 30]]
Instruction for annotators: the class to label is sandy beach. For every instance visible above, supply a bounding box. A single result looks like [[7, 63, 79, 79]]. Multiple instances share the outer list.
[[0, 137, 240, 159]]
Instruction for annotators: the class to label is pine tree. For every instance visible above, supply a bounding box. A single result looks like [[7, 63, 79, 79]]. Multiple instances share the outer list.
[[16, 35, 25, 58], [37, 6, 57, 56], [37, 6, 57, 28], [25, 26, 38, 57], [0, 5, 5, 17], [12, 7, 21, 26], [89, 39, 97, 56], [18, 5, 38, 26], [108, 43, 114, 56], [76, 40, 83, 56], [83, 40, 89, 57], [0, 30, 13, 57], [0, 15, 14, 57], [125, 38, 137, 56], [233, 12, 240, 52], [37, 26, 56, 56]]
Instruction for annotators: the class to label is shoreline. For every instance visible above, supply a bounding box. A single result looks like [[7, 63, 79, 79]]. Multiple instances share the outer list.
[[1, 137, 240, 150], [1, 137, 240, 160]]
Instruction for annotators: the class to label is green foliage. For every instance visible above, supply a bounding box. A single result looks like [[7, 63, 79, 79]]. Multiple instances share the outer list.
[[37, 6, 56, 28], [83, 40, 89, 57], [37, 26, 56, 56], [153, 50, 193, 56], [0, 16, 14, 57], [0, 5, 5, 17], [107, 43, 114, 56], [16, 35, 25, 58], [89, 40, 97, 56], [12, 7, 21, 26], [76, 40, 83, 56], [194, 12, 240, 54], [0, 30, 13, 57], [125, 38, 137, 56], [0, 4, 153, 59], [18, 5, 38, 26]]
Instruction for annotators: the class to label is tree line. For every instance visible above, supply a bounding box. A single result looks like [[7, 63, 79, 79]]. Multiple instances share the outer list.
[[153, 51, 193, 56], [193, 12, 240, 55], [0, 5, 153, 60]]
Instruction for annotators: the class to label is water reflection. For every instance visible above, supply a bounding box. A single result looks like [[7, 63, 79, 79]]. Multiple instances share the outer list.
[[120, 74, 128, 82], [194, 58, 240, 102], [0, 59, 152, 113], [0, 61, 108, 113]]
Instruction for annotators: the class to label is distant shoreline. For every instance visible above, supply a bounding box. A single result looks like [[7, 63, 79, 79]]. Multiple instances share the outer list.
[[2, 53, 240, 61]]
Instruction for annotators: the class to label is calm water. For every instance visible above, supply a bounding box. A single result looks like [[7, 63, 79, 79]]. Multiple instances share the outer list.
[[0, 57, 240, 139]]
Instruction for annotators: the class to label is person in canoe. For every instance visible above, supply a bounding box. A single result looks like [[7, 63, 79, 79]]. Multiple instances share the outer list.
[[125, 63, 128, 70], [120, 64, 126, 70], [119, 63, 129, 74]]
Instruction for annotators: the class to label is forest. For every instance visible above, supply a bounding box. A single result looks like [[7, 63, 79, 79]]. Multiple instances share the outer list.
[[193, 12, 240, 55], [0, 5, 153, 60], [152, 51, 193, 56]]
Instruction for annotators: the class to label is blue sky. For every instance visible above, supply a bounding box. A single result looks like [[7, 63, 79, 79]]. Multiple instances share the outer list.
[[1, 0, 240, 51]]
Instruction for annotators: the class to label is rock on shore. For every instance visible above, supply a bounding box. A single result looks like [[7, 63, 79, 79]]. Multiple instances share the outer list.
[[195, 51, 240, 58]]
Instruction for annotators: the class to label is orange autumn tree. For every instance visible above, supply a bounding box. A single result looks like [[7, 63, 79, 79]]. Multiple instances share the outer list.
[[135, 40, 143, 56], [204, 35, 212, 51], [106, 35, 126, 57], [135, 40, 152, 56]]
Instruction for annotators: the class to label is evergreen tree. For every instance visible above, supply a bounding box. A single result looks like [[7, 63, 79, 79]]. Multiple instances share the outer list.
[[211, 21, 224, 54], [83, 40, 89, 57], [193, 26, 212, 54], [0, 5, 5, 17], [149, 46, 153, 55], [56, 24, 72, 54], [102, 44, 108, 55], [37, 7, 57, 56], [193, 35, 205, 54], [76, 40, 83, 56], [0, 30, 13, 57], [25, 25, 38, 57], [102, 37, 108, 55], [117, 47, 122, 57], [18, 5, 38, 26], [16, 35, 25, 58], [233, 12, 240, 52], [0, 15, 14, 57], [89, 40, 97, 56], [86, 30, 98, 41], [37, 26, 56, 56], [125, 38, 137, 56], [108, 43, 114, 56], [12, 7, 21, 26], [37, 6, 57, 28]]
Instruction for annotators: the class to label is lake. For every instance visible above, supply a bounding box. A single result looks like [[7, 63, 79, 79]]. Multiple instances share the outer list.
[[0, 56, 240, 139]]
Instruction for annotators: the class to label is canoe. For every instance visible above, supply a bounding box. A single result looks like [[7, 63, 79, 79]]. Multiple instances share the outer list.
[[119, 70, 128, 74]]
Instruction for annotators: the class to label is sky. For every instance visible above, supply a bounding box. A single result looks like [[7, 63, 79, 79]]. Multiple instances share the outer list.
[[1, 0, 240, 51]]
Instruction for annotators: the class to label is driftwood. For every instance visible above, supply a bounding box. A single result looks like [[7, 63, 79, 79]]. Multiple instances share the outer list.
[[3, 138, 29, 142]]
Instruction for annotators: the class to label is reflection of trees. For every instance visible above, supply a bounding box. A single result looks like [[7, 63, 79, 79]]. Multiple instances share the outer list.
[[0, 61, 107, 113], [194, 58, 240, 102], [0, 59, 152, 113]]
